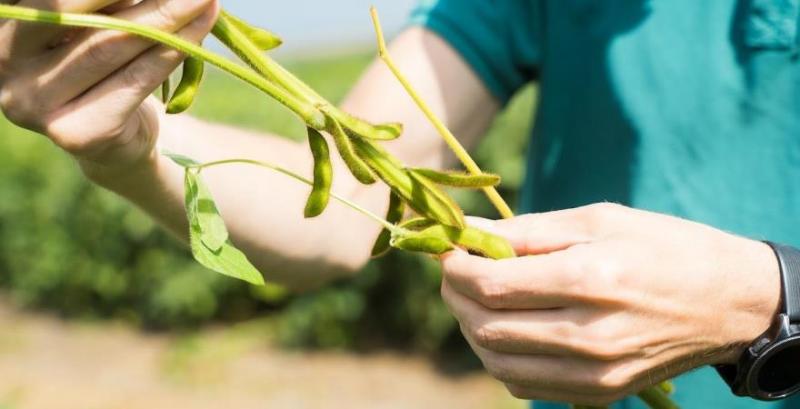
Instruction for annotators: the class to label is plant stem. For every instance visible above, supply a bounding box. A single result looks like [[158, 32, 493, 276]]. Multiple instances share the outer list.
[[369, 7, 515, 220], [0, 4, 326, 130], [193, 159, 402, 234]]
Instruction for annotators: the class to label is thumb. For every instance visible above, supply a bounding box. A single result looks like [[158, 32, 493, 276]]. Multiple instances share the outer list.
[[466, 212, 592, 256]]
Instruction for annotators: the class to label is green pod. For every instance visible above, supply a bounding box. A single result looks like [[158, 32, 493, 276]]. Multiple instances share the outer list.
[[345, 121, 404, 141], [303, 128, 333, 218], [333, 110, 404, 141], [658, 382, 674, 395], [637, 386, 679, 409], [324, 113, 376, 185], [410, 168, 501, 188], [391, 231, 454, 255], [398, 217, 437, 231], [407, 170, 466, 228], [166, 57, 204, 114], [370, 192, 405, 257], [219, 10, 282, 51], [450, 226, 516, 260], [350, 137, 465, 229], [161, 77, 171, 104], [391, 224, 515, 260]]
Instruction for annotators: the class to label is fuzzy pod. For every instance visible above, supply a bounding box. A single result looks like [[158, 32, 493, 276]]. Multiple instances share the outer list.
[[398, 217, 437, 231], [219, 10, 282, 51], [334, 110, 404, 141], [345, 121, 404, 141], [391, 231, 454, 255], [391, 224, 515, 260], [410, 168, 501, 188], [350, 137, 465, 229], [303, 128, 333, 218], [166, 57, 205, 114], [324, 113, 377, 185], [370, 192, 405, 257]]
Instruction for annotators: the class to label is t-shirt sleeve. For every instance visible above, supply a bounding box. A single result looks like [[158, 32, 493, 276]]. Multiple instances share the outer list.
[[408, 0, 541, 105]]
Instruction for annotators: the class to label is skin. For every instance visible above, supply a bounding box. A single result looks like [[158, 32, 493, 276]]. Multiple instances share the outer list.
[[0, 0, 783, 402], [442, 207, 780, 405]]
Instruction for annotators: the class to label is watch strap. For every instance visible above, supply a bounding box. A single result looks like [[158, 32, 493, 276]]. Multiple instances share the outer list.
[[766, 242, 800, 322]]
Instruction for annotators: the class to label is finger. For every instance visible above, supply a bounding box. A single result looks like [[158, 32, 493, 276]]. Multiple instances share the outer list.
[[24, 0, 214, 109], [45, 4, 216, 159], [503, 382, 622, 406], [462, 334, 626, 398], [467, 210, 594, 256], [0, 0, 120, 59], [441, 249, 588, 309], [442, 280, 596, 358]]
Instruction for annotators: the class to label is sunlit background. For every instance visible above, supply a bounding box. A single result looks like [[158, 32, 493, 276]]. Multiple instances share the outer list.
[[0, 1, 535, 408]]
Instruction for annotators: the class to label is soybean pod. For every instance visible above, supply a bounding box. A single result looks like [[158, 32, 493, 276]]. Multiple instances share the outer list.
[[219, 10, 282, 51], [370, 192, 405, 257], [398, 217, 437, 231], [391, 224, 516, 260], [350, 136, 465, 229], [345, 121, 404, 141], [161, 77, 171, 104], [410, 168, 501, 188], [304, 128, 333, 218], [324, 112, 376, 185], [166, 57, 205, 114], [391, 228, 454, 255]]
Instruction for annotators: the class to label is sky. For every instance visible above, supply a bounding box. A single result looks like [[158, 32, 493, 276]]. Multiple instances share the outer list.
[[217, 1, 419, 56]]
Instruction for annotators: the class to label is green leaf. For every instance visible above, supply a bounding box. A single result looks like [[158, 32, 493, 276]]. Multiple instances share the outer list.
[[184, 170, 264, 286], [163, 151, 200, 168], [185, 170, 228, 252]]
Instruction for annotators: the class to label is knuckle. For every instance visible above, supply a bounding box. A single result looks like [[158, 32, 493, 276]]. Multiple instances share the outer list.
[[472, 322, 506, 350], [593, 366, 635, 394], [475, 276, 510, 309], [581, 202, 623, 229], [557, 257, 589, 295], [83, 34, 121, 68], [121, 64, 155, 91], [154, 0, 181, 28], [0, 85, 36, 128], [584, 341, 627, 361]]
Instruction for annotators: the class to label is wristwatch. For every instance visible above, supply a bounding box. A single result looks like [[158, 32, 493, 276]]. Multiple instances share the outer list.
[[715, 242, 800, 400]]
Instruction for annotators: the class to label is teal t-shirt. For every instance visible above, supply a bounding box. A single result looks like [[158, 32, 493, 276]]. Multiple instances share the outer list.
[[411, 0, 800, 408]]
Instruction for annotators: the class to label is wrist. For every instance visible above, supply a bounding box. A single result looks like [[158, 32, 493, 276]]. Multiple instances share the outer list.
[[718, 239, 782, 364]]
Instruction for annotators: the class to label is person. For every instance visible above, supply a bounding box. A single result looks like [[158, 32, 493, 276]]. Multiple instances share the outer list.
[[0, 0, 798, 407]]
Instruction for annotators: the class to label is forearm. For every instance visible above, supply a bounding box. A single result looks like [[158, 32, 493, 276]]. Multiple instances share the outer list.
[[76, 27, 499, 291], [84, 111, 388, 290]]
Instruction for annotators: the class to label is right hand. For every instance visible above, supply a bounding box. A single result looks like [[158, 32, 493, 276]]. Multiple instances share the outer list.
[[0, 0, 219, 173]]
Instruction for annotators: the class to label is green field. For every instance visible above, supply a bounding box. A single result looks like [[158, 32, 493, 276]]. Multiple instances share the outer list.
[[0, 52, 535, 358]]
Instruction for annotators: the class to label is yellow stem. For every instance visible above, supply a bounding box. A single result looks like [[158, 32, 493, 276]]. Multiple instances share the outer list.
[[369, 7, 514, 220]]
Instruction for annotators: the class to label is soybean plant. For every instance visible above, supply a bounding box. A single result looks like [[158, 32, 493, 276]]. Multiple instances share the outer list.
[[0, 5, 678, 409]]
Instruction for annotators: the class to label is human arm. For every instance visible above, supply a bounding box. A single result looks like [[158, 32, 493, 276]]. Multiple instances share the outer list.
[[440, 204, 782, 405], [0, 0, 500, 290]]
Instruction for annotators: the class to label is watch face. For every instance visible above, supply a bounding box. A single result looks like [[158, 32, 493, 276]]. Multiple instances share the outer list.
[[752, 336, 800, 399]]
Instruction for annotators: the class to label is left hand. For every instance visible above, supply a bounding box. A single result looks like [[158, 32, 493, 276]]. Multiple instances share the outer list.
[[440, 203, 781, 405]]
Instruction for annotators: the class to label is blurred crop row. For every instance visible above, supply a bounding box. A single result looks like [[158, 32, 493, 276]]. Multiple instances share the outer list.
[[0, 53, 534, 362]]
